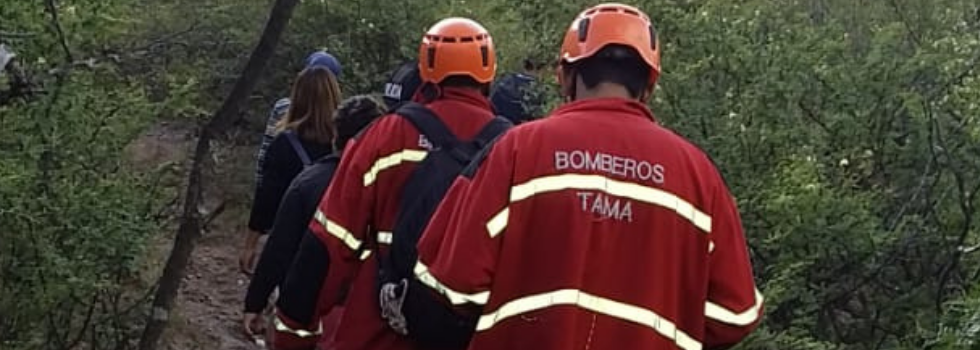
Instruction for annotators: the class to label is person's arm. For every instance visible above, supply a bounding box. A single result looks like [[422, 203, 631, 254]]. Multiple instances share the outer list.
[[254, 98, 290, 190], [243, 177, 311, 313], [248, 137, 293, 233], [242, 137, 299, 274], [703, 181, 764, 349], [275, 231, 331, 325], [416, 135, 516, 308], [272, 231, 331, 345]]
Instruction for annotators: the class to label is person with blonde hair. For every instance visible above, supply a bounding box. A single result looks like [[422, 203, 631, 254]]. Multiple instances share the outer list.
[[241, 66, 342, 276], [243, 95, 387, 348]]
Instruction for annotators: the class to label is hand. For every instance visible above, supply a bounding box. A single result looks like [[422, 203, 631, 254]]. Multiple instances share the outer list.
[[243, 312, 267, 340], [239, 230, 262, 275]]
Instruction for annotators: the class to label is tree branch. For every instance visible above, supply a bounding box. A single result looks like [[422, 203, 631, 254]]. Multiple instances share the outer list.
[[201, 200, 227, 234], [797, 99, 832, 134], [0, 31, 37, 39], [44, 0, 74, 63], [886, 0, 922, 48], [137, 1, 301, 349], [65, 293, 99, 350]]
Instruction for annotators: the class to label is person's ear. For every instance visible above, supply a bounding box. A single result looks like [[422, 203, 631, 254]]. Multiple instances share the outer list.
[[556, 65, 574, 102], [640, 84, 655, 102]]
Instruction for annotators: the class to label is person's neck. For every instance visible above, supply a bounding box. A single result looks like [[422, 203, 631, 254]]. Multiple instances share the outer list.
[[575, 83, 635, 101]]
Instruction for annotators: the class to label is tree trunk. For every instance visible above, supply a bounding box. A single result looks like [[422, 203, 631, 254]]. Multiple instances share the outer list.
[[137, 1, 300, 349]]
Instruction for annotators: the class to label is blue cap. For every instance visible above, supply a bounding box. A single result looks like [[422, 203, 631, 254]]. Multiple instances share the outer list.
[[305, 51, 342, 78]]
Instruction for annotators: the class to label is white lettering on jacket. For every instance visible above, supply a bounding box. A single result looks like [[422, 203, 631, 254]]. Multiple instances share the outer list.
[[555, 150, 666, 185], [576, 191, 634, 222]]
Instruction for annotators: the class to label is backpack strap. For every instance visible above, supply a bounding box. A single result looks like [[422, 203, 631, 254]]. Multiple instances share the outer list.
[[395, 102, 459, 149], [284, 131, 313, 166], [472, 116, 513, 149], [457, 117, 512, 178], [385, 100, 408, 114]]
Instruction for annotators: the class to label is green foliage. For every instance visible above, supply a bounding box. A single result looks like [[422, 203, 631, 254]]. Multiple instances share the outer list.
[[930, 282, 980, 349], [0, 75, 163, 349], [1, 2, 173, 349]]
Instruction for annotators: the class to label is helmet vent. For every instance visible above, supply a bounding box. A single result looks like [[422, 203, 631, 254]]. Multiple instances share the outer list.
[[649, 25, 657, 50], [577, 18, 590, 42], [480, 45, 489, 67], [427, 47, 437, 69], [461, 36, 474, 42]]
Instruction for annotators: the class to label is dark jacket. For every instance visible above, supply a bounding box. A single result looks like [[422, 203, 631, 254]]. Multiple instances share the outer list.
[[489, 72, 543, 124], [244, 153, 340, 313], [255, 98, 291, 189], [248, 132, 332, 233]]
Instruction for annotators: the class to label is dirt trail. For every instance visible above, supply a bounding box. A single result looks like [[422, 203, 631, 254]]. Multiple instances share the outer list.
[[165, 221, 259, 350], [132, 121, 263, 350]]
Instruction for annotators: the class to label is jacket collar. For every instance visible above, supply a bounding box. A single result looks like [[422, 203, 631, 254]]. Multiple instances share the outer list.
[[552, 97, 658, 123], [440, 87, 492, 110], [412, 85, 492, 110]]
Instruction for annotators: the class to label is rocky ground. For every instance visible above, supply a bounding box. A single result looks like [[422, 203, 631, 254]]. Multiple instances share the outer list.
[[130, 121, 265, 350]]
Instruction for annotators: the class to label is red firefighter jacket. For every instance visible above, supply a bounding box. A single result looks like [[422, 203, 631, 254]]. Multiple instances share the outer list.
[[308, 87, 496, 350], [416, 98, 764, 350]]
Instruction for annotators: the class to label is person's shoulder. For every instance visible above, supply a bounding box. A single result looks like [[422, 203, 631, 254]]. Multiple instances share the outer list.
[[474, 116, 539, 153], [273, 97, 291, 110], [649, 123, 732, 183], [264, 98, 291, 134], [265, 131, 294, 153], [363, 112, 407, 136], [268, 98, 290, 119], [293, 155, 339, 184], [491, 74, 522, 92], [497, 72, 521, 83], [343, 112, 412, 150], [654, 123, 709, 155]]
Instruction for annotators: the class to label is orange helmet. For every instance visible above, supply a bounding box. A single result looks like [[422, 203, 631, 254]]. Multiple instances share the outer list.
[[559, 3, 661, 88], [418, 17, 496, 84]]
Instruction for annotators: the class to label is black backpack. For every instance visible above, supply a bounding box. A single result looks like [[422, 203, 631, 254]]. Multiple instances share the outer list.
[[374, 102, 511, 348]]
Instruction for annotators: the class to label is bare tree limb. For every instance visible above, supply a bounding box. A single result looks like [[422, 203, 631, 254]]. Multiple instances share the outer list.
[[2, 17, 195, 105], [886, 0, 922, 48], [137, 1, 301, 349], [65, 293, 99, 350], [202, 200, 228, 233], [44, 0, 74, 63], [129, 24, 200, 53], [797, 99, 832, 134], [0, 31, 37, 39]]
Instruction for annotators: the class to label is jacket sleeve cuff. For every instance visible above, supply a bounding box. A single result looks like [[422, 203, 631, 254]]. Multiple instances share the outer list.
[[244, 291, 269, 313]]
